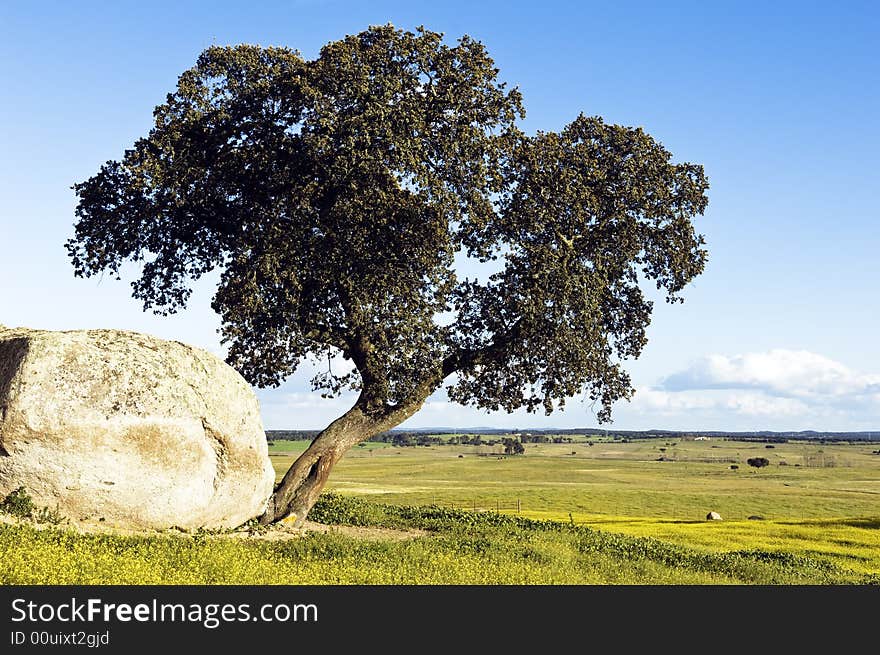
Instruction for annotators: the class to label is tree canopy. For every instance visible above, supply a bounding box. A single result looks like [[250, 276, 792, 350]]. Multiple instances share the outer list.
[[67, 25, 709, 523]]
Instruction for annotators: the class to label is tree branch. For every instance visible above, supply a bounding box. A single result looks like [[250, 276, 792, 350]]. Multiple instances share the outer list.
[[442, 316, 524, 375]]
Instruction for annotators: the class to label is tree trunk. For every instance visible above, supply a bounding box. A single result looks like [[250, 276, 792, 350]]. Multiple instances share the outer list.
[[260, 394, 424, 527]]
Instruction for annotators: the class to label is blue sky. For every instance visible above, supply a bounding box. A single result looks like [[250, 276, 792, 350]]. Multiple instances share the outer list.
[[1, 1, 878, 431]]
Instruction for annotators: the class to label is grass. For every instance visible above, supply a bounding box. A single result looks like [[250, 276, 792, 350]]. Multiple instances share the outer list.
[[269, 436, 880, 577], [521, 512, 880, 575], [2, 494, 875, 585], [2, 435, 877, 584], [270, 437, 880, 518]]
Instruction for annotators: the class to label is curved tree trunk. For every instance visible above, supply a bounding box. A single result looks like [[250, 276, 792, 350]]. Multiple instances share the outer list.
[[260, 394, 425, 527]]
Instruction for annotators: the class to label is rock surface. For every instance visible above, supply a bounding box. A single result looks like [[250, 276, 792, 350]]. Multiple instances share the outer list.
[[0, 325, 274, 529], [706, 511, 723, 521]]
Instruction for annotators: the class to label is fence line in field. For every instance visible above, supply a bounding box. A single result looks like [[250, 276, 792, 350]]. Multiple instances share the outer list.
[[422, 499, 775, 523], [430, 498, 522, 513]]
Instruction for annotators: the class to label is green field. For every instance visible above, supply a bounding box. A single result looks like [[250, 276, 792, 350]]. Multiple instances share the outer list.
[[2, 494, 875, 584], [271, 436, 880, 518], [1, 435, 877, 584], [269, 435, 880, 574]]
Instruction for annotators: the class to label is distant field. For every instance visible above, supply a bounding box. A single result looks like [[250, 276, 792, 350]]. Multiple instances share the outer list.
[[270, 437, 880, 519], [270, 436, 880, 574]]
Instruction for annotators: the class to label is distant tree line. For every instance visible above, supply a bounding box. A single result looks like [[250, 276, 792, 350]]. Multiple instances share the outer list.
[[266, 430, 321, 441], [264, 429, 576, 447], [265, 429, 880, 443], [502, 438, 525, 455], [516, 434, 575, 444]]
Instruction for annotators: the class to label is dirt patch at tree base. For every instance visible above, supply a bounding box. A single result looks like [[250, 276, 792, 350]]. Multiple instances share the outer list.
[[0, 513, 425, 542]]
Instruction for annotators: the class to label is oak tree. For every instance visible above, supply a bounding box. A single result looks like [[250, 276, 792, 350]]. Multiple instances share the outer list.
[[67, 25, 709, 525]]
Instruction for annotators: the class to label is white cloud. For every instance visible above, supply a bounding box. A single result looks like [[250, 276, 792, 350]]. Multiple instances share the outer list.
[[623, 349, 880, 428], [630, 387, 811, 417], [659, 349, 880, 399]]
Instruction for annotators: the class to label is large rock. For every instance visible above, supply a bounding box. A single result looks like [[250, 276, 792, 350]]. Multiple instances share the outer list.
[[0, 324, 274, 529]]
